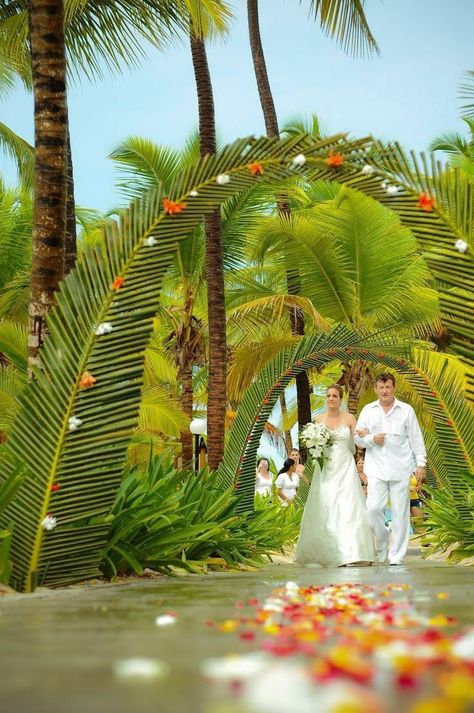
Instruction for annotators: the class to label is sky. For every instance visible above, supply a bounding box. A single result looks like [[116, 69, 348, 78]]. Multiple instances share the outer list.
[[1, 0, 473, 213]]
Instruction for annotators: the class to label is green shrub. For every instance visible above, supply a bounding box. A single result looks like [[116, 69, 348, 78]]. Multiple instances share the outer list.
[[422, 486, 474, 562], [102, 453, 300, 577]]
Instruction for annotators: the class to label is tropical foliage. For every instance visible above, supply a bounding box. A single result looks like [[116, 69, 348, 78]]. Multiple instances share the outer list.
[[104, 453, 300, 577], [1, 133, 373, 591], [0, 0, 472, 585]]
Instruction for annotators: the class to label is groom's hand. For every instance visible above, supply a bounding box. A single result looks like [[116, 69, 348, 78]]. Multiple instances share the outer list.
[[373, 433, 386, 445]]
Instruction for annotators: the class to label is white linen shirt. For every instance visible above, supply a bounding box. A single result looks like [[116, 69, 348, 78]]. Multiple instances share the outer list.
[[354, 398, 426, 482]]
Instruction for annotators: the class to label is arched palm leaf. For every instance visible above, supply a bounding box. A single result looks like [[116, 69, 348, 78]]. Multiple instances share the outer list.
[[219, 327, 473, 513], [0, 132, 372, 591]]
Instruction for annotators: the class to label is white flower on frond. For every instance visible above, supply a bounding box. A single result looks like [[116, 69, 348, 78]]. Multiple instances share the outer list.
[[380, 180, 388, 189], [144, 236, 157, 247], [41, 514, 57, 531], [386, 185, 399, 195], [189, 190, 199, 197], [292, 153, 306, 166], [454, 239, 468, 253], [68, 416, 82, 432], [216, 174, 231, 185], [94, 322, 113, 336], [361, 164, 375, 175]]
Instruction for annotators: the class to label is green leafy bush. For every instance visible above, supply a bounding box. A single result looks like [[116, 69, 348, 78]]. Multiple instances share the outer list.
[[102, 453, 301, 577], [423, 486, 474, 562]]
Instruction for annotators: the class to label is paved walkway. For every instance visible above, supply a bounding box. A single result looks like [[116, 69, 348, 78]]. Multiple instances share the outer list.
[[1, 546, 474, 713]]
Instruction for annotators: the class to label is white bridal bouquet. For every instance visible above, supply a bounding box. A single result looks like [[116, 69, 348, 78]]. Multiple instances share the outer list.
[[300, 421, 333, 469]]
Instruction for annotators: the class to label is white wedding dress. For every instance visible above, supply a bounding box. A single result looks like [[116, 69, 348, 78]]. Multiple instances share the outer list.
[[295, 425, 375, 566]]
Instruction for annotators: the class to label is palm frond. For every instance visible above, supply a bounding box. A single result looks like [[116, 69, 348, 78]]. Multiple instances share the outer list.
[[0, 271, 30, 321], [0, 320, 27, 371], [306, 0, 379, 58], [318, 141, 474, 395], [0, 132, 372, 590], [459, 70, 474, 119], [0, 122, 34, 190], [219, 326, 473, 513], [0, 364, 26, 433]]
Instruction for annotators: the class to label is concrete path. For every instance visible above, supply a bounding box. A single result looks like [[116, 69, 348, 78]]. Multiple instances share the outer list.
[[1, 546, 473, 713]]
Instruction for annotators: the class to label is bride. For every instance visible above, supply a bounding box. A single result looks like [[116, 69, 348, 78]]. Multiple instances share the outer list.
[[295, 383, 375, 567]]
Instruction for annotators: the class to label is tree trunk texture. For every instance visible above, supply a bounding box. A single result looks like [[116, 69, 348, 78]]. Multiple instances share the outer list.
[[279, 392, 293, 454], [64, 127, 77, 275], [189, 30, 227, 470], [179, 362, 194, 466], [339, 360, 372, 415], [28, 0, 68, 371], [247, 0, 312, 437]]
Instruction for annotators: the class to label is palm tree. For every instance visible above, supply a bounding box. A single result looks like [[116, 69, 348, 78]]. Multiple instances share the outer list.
[[27, 0, 68, 369], [0, 0, 190, 368], [430, 72, 474, 182], [246, 0, 379, 435], [187, 3, 232, 469], [249, 188, 440, 413]]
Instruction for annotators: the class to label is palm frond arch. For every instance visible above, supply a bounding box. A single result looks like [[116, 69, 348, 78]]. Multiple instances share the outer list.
[[218, 326, 473, 513], [0, 132, 472, 590], [0, 133, 375, 592]]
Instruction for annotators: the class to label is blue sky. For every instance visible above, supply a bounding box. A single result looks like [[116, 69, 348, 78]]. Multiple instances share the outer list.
[[1, 0, 473, 212]]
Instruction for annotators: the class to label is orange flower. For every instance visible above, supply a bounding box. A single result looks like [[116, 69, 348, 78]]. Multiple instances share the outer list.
[[162, 197, 187, 215], [417, 193, 435, 212], [79, 372, 96, 389], [111, 276, 124, 290], [248, 162, 264, 176], [326, 152, 344, 167]]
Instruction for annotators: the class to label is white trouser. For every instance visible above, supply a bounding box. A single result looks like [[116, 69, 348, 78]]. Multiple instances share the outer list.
[[366, 478, 410, 563]]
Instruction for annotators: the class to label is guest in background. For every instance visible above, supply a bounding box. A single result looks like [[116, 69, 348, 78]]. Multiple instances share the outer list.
[[275, 458, 299, 506], [255, 457, 273, 497], [356, 456, 368, 497]]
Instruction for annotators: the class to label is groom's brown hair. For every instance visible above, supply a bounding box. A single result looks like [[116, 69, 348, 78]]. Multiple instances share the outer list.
[[375, 373, 396, 386]]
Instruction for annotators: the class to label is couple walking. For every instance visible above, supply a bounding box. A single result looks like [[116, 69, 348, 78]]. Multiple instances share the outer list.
[[295, 373, 426, 567]]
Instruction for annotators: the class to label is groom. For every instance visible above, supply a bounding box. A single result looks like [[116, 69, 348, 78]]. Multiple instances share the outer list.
[[354, 373, 426, 565]]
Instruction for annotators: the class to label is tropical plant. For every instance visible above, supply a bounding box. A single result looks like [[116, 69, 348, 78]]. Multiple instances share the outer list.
[[25, 0, 68, 370], [188, 2, 233, 470], [103, 453, 300, 576], [248, 188, 440, 412], [218, 327, 473, 513], [0, 132, 356, 591], [0, 0, 210, 368], [246, 0, 379, 436]]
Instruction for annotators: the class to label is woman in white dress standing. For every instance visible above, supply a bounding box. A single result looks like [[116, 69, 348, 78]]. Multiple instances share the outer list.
[[295, 384, 375, 566], [275, 458, 300, 507], [255, 458, 273, 497]]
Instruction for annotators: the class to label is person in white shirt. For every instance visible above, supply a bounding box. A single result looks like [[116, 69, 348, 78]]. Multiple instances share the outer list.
[[354, 373, 426, 565], [275, 458, 300, 507], [255, 457, 273, 497]]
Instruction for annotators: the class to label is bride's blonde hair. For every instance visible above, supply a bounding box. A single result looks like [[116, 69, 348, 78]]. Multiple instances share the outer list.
[[326, 383, 344, 398]]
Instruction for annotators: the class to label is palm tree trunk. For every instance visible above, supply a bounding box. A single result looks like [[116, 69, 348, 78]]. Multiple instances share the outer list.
[[28, 0, 68, 370], [189, 29, 227, 471], [279, 392, 293, 454], [340, 360, 372, 415], [64, 127, 77, 275], [247, 0, 312, 434], [179, 362, 194, 466]]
